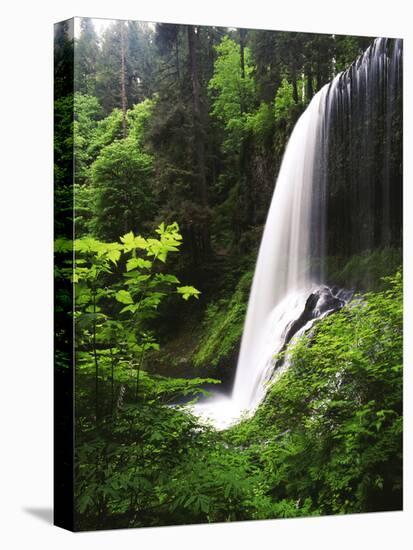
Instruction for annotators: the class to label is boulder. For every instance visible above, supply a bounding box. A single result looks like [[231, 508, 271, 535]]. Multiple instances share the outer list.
[[284, 286, 348, 346]]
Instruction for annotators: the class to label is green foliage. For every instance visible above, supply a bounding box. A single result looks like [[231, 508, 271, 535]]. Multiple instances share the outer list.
[[209, 37, 255, 122], [75, 18, 100, 95], [61, 222, 202, 410], [75, 401, 208, 529], [169, 440, 260, 523], [56, 21, 403, 530], [78, 97, 155, 180], [93, 20, 157, 114], [208, 37, 255, 151], [274, 78, 296, 123], [126, 98, 155, 146], [54, 94, 74, 186], [64, 224, 226, 530], [88, 108, 124, 159], [333, 35, 372, 73], [71, 94, 159, 240], [74, 93, 102, 184], [326, 247, 402, 290], [227, 270, 403, 516], [73, 183, 95, 236], [91, 137, 154, 240], [177, 286, 201, 301], [193, 271, 253, 368], [245, 102, 275, 146]]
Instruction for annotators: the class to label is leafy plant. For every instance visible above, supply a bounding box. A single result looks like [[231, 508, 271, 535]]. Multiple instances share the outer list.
[[227, 270, 403, 516], [193, 270, 252, 369], [208, 36, 255, 152], [274, 78, 296, 123]]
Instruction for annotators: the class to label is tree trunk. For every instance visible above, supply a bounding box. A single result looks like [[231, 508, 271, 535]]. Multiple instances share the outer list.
[[316, 62, 322, 92], [306, 66, 314, 100], [120, 22, 127, 138], [291, 69, 299, 103], [187, 25, 208, 208]]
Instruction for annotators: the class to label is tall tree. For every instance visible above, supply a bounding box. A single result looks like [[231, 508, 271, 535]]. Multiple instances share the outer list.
[[54, 19, 74, 99], [75, 18, 99, 95], [187, 25, 208, 207], [155, 23, 183, 92], [92, 138, 154, 240], [120, 22, 127, 137], [126, 21, 157, 103], [208, 36, 255, 151]]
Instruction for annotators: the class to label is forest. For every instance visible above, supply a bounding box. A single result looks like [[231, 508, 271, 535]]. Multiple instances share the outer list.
[[54, 18, 403, 530]]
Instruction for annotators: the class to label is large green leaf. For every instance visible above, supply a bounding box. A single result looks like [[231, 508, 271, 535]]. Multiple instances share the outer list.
[[115, 290, 134, 304], [126, 257, 152, 271], [177, 286, 201, 300]]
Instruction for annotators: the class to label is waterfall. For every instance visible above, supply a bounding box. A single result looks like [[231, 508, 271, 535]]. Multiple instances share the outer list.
[[193, 37, 402, 429], [324, 38, 402, 257], [230, 88, 328, 412]]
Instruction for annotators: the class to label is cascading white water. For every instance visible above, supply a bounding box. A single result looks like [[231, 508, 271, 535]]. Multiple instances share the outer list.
[[193, 37, 402, 429], [193, 88, 329, 428], [230, 88, 329, 412]]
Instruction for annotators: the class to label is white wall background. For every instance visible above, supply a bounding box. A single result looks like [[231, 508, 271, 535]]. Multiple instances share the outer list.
[[0, 0, 411, 548]]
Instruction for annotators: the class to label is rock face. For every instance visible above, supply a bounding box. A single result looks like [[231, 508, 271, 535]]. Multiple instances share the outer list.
[[268, 285, 353, 381], [283, 286, 352, 347]]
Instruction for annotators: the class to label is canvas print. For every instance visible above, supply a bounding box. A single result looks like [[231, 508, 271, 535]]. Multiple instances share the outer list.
[[54, 17, 403, 531]]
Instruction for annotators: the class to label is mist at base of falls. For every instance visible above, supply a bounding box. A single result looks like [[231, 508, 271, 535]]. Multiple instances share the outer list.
[[191, 38, 403, 430], [192, 285, 349, 429]]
